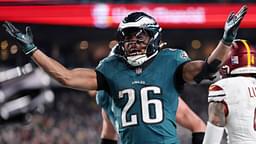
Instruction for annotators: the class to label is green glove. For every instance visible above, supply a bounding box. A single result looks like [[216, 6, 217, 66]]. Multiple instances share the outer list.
[[2, 21, 37, 55], [222, 5, 247, 45]]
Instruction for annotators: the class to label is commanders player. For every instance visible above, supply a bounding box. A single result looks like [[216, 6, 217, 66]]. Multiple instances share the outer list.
[[203, 39, 256, 144]]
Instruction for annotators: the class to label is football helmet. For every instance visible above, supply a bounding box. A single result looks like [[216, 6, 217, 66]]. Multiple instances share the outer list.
[[116, 12, 162, 66], [220, 39, 256, 77]]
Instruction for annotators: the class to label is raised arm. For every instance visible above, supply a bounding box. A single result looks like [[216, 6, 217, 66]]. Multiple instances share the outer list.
[[32, 50, 98, 91], [3, 22, 98, 91], [182, 5, 247, 83]]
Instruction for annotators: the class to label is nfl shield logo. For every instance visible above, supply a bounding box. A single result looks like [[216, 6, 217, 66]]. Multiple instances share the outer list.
[[231, 56, 239, 64], [135, 67, 142, 74]]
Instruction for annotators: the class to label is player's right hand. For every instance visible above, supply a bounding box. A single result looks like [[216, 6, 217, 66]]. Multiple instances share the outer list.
[[222, 5, 247, 45], [2, 21, 37, 55]]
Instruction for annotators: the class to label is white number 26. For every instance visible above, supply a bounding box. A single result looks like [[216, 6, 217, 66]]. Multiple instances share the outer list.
[[119, 86, 163, 127]]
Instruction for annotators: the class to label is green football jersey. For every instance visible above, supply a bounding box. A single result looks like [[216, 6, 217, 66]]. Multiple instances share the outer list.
[[96, 48, 190, 144], [96, 90, 116, 126]]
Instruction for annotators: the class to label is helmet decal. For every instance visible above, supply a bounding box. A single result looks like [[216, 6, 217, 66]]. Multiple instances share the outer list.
[[241, 39, 252, 67], [231, 56, 239, 65], [220, 39, 256, 77]]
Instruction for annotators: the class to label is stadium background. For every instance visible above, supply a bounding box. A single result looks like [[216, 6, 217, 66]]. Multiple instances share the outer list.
[[0, 0, 255, 144]]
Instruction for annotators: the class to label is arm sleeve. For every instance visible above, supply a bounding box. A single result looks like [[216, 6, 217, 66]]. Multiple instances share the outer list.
[[203, 122, 224, 144], [174, 61, 190, 93], [96, 70, 110, 93]]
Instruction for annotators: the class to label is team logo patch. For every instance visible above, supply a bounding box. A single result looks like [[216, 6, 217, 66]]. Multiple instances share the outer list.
[[135, 67, 143, 74], [231, 56, 239, 64], [208, 84, 225, 102], [180, 51, 189, 59]]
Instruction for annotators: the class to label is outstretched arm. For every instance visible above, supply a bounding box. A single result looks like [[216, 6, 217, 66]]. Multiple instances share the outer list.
[[3, 22, 98, 91], [207, 5, 248, 64], [182, 5, 247, 83], [32, 50, 98, 91]]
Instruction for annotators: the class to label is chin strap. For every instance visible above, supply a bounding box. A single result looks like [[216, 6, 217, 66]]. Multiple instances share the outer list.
[[127, 50, 158, 67]]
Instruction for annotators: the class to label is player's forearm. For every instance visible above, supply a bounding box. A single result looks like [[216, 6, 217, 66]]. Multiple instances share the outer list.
[[31, 49, 71, 86], [190, 41, 231, 83], [101, 133, 118, 141], [32, 50, 97, 91], [207, 41, 231, 66], [191, 117, 206, 132], [182, 111, 206, 132], [177, 110, 206, 132], [101, 123, 118, 141]]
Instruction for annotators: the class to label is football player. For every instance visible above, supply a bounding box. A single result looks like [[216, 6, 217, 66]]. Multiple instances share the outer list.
[[3, 5, 247, 144], [203, 39, 256, 144]]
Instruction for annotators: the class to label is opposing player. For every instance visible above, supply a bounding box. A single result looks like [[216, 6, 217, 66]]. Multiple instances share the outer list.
[[203, 39, 256, 144], [96, 90, 206, 144], [3, 6, 247, 144]]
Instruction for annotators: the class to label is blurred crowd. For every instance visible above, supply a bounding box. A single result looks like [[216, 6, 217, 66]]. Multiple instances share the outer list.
[[0, 89, 102, 144]]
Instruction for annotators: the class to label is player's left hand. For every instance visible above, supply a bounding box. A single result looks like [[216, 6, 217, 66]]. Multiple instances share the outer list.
[[2, 21, 37, 55], [222, 5, 248, 45]]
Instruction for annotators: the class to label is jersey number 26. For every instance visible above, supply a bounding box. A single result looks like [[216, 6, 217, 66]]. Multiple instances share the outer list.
[[119, 86, 163, 127]]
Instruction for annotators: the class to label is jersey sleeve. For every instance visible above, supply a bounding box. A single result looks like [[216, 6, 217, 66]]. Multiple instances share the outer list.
[[95, 58, 112, 92], [171, 49, 191, 92], [175, 49, 191, 66], [96, 90, 110, 109], [208, 84, 226, 102]]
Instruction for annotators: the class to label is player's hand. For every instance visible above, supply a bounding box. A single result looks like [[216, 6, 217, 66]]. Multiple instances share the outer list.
[[222, 5, 247, 45], [2, 21, 37, 55]]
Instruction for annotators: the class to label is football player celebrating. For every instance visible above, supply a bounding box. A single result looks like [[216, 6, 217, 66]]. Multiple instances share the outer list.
[[203, 39, 256, 144], [3, 5, 247, 144]]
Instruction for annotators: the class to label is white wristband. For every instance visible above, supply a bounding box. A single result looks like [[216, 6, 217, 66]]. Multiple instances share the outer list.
[[203, 121, 224, 144]]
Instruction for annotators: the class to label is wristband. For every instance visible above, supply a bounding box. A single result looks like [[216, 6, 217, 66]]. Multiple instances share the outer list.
[[192, 132, 205, 144], [101, 138, 117, 144]]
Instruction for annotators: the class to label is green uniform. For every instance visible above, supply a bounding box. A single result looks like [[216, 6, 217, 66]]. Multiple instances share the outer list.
[[96, 48, 190, 144], [96, 90, 116, 126]]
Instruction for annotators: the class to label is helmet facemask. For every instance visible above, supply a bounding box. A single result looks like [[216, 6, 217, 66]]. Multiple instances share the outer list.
[[122, 28, 150, 57], [116, 12, 161, 67]]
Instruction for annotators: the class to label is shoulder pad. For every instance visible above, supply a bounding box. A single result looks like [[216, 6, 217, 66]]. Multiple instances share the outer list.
[[208, 84, 226, 102]]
